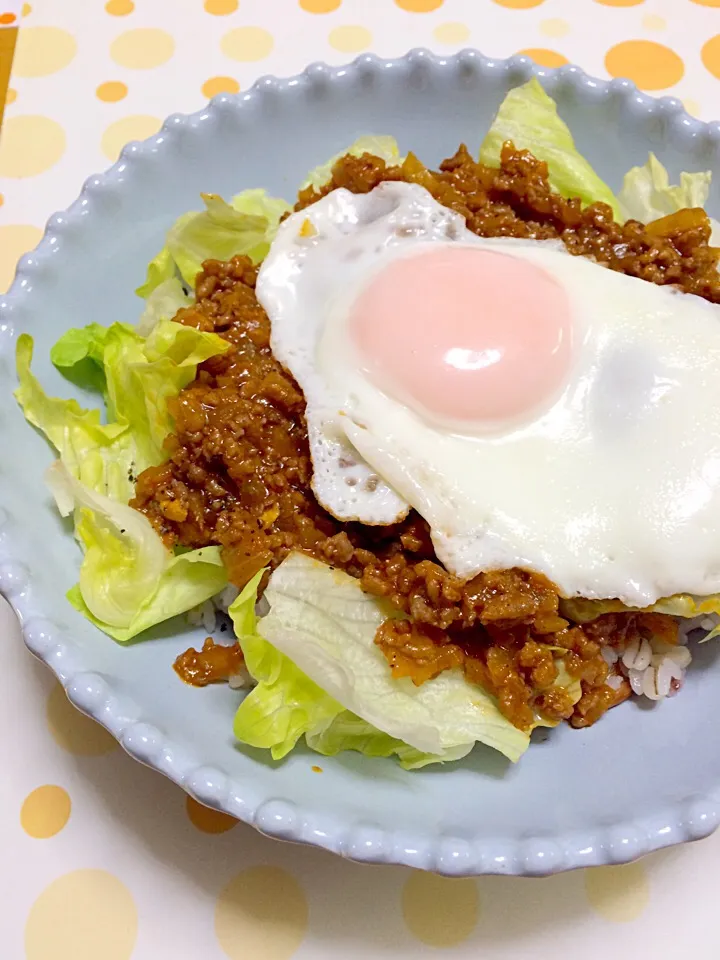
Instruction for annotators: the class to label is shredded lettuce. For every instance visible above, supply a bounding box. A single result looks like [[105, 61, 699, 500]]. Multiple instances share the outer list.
[[480, 77, 620, 218], [301, 135, 402, 192], [136, 188, 291, 297]]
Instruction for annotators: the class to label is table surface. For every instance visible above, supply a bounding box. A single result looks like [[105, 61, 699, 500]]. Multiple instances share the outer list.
[[2, 1, 720, 958]]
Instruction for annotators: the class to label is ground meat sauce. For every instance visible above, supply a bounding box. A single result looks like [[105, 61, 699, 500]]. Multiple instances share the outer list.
[[136, 141, 710, 733]]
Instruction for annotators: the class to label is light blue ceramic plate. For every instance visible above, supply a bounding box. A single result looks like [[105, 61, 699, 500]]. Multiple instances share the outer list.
[[3, 49, 720, 877]]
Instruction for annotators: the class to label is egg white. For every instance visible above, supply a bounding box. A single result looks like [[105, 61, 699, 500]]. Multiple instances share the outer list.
[[257, 181, 720, 606]]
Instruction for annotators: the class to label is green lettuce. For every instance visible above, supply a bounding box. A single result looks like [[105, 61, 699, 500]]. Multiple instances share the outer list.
[[137, 277, 193, 336], [136, 188, 291, 297], [16, 317, 231, 641], [47, 461, 227, 640], [618, 153, 712, 223], [229, 567, 474, 767], [18, 321, 229, 501], [231, 553, 534, 764], [480, 77, 620, 217], [301, 135, 402, 192]]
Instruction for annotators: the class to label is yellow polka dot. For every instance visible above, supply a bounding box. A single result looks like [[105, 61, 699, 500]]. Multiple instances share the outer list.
[[13, 27, 77, 78], [96, 81, 128, 103], [300, 0, 342, 11], [0, 194, 3, 206], [205, 0, 239, 12], [22, 2, 32, 14], [186, 796, 238, 833], [221, 26, 274, 62], [491, 0, 546, 8], [215, 866, 308, 960], [684, 98, 701, 117], [433, 22, 470, 44], [702, 35, 720, 80], [202, 75, 240, 98], [540, 17, 570, 37], [692, 0, 720, 6], [584, 863, 650, 922], [105, 0, 134, 13], [517, 47, 569, 68], [605, 40, 684, 90], [402, 873, 480, 948], [6, 87, 16, 104], [0, 115, 65, 178], [25, 870, 137, 960], [595, 0, 645, 5], [642, 13, 666, 29], [110, 28, 174, 69], [101, 115, 162, 161], [21, 785, 71, 839], [0, 224, 43, 293], [394, 0, 444, 11], [46, 682, 117, 755], [328, 24, 372, 52]]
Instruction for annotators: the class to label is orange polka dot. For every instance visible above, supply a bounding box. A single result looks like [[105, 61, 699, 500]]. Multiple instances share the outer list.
[[202, 75, 240, 98], [605, 40, 684, 90], [96, 81, 128, 102], [205, 0, 239, 13], [517, 47, 569, 68], [702, 35, 720, 79], [394, 0, 444, 11], [6, 88, 16, 104], [0, 12, 16, 23], [491, 0, 545, 8], [0, 194, 3, 207], [186, 796, 238, 834], [594, 0, 644, 5], [300, 0, 342, 10], [105, 0, 134, 13], [21, 785, 71, 839]]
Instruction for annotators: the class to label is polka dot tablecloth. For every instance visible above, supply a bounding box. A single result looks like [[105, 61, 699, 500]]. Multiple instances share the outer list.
[[2, 2, 720, 957]]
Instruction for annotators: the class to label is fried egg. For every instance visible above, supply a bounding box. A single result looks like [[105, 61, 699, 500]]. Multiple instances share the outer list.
[[256, 181, 720, 606]]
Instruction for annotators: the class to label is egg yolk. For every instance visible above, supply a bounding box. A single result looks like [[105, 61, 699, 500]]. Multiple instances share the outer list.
[[348, 246, 574, 427]]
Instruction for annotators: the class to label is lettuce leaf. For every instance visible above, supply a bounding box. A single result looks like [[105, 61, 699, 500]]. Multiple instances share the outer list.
[[305, 713, 474, 769], [16, 333, 134, 500], [229, 567, 477, 766], [66, 547, 228, 642], [17, 319, 231, 641], [47, 462, 227, 639], [17, 321, 228, 502], [301, 135, 402, 192], [234, 553, 531, 762], [480, 78, 620, 218], [136, 277, 192, 337], [230, 570, 344, 759], [618, 153, 712, 223], [136, 188, 291, 297]]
